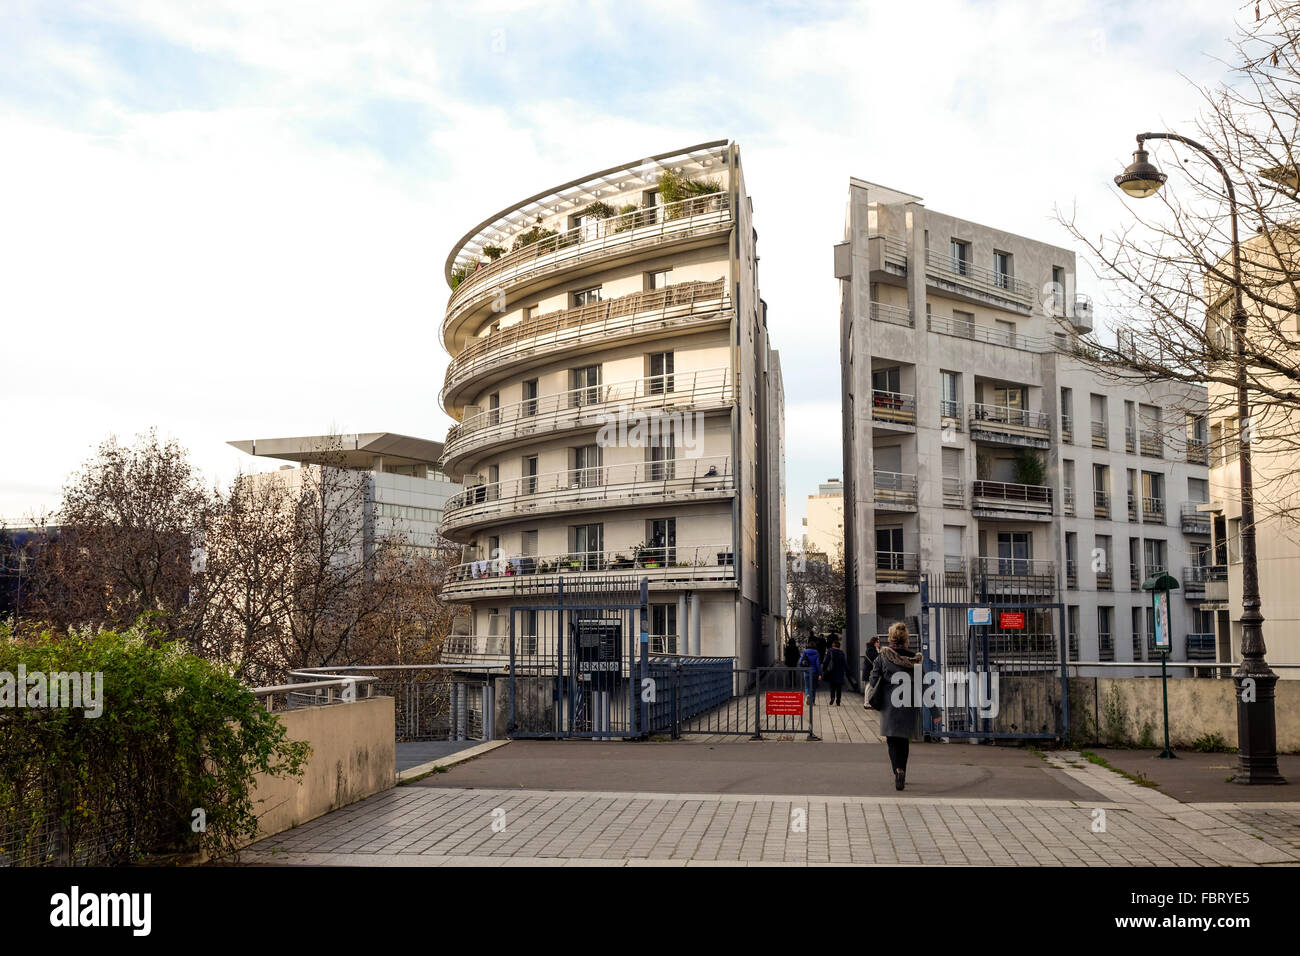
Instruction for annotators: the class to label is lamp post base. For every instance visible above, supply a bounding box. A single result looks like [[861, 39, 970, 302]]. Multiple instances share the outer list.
[[1233, 668, 1286, 785]]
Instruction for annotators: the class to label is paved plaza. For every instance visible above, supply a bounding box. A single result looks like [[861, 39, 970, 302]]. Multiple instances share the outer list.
[[244, 690, 1300, 867]]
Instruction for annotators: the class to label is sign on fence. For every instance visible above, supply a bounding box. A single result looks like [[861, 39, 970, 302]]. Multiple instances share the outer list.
[[999, 611, 1026, 630], [967, 607, 992, 626], [765, 691, 804, 716]]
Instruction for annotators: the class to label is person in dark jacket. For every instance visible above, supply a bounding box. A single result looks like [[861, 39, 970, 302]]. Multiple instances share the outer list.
[[861, 636, 881, 708], [798, 643, 821, 705], [822, 639, 848, 705], [867, 622, 941, 790], [783, 638, 800, 669]]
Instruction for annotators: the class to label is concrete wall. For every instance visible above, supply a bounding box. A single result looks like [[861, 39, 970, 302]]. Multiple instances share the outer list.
[[996, 675, 1300, 751], [249, 697, 396, 841]]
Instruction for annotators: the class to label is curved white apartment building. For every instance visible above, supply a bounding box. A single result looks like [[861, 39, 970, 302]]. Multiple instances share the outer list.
[[438, 140, 785, 668]]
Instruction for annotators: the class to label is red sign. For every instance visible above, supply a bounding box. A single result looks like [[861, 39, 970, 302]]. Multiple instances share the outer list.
[[765, 691, 804, 716], [1000, 612, 1026, 630]]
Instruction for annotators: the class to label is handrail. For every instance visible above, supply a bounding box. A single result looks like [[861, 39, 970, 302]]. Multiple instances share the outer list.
[[445, 192, 732, 328], [972, 479, 1052, 505], [445, 367, 733, 459], [446, 543, 735, 586], [924, 247, 1035, 305], [968, 402, 1050, 431], [971, 557, 1056, 576], [873, 470, 918, 500], [869, 301, 913, 327], [927, 313, 1053, 352], [442, 280, 730, 401]]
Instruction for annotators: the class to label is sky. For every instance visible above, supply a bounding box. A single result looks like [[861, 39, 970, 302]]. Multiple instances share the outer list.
[[0, 0, 1245, 538]]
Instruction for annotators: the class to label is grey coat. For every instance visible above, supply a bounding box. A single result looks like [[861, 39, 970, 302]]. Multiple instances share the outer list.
[[869, 651, 940, 740]]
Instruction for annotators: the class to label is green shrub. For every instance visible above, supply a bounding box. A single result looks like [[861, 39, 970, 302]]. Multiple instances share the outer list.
[[0, 623, 309, 865], [1191, 732, 1236, 753], [1013, 449, 1045, 486]]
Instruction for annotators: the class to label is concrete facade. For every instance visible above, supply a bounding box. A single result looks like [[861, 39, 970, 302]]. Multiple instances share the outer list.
[[437, 141, 785, 667], [837, 178, 1212, 680], [802, 478, 844, 560]]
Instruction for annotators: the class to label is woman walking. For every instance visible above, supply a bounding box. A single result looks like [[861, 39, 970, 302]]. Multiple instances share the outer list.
[[861, 636, 880, 709], [798, 642, 821, 705], [867, 622, 940, 790], [822, 639, 848, 705]]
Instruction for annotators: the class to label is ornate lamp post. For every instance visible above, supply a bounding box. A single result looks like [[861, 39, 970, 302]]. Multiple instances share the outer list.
[[1115, 132, 1284, 784]]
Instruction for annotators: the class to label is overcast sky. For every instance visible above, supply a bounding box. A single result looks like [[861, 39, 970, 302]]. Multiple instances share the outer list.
[[0, 0, 1242, 536]]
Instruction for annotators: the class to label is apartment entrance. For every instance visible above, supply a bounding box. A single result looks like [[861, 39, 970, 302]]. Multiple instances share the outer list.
[[919, 576, 1069, 741]]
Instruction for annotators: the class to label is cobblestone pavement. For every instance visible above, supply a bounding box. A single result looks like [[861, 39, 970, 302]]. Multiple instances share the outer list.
[[243, 751, 1300, 867]]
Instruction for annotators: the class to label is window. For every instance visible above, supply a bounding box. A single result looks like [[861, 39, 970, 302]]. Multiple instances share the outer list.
[[1141, 471, 1165, 521], [1093, 463, 1110, 513], [570, 523, 604, 570], [647, 427, 675, 481], [876, 527, 905, 571], [648, 351, 675, 394], [995, 319, 1016, 345], [524, 305, 539, 322], [646, 518, 676, 565], [1228, 518, 1242, 563], [1095, 535, 1113, 588], [522, 379, 538, 417], [1060, 387, 1073, 438], [1144, 538, 1167, 576], [648, 269, 672, 290], [571, 445, 602, 488], [650, 604, 678, 653], [992, 384, 1023, 409], [996, 531, 1031, 575], [1051, 266, 1066, 313], [1132, 608, 1144, 660], [1090, 394, 1108, 447], [953, 309, 975, 335], [950, 239, 970, 276], [571, 365, 602, 406], [1098, 607, 1114, 661], [993, 251, 1012, 288], [871, 366, 901, 394], [940, 371, 960, 421], [522, 455, 538, 495], [487, 392, 500, 426], [572, 286, 602, 308], [1065, 532, 1078, 589], [1067, 606, 1079, 661]]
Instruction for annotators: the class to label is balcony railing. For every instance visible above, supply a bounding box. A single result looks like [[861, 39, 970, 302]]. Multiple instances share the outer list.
[[926, 313, 1052, 352], [1066, 560, 1078, 589], [1140, 430, 1163, 458], [939, 399, 962, 427], [1063, 486, 1076, 516], [1096, 563, 1113, 590], [869, 301, 913, 328], [444, 543, 736, 597], [871, 389, 916, 426], [942, 475, 965, 508], [1186, 439, 1209, 465], [1180, 502, 1211, 534], [1099, 632, 1114, 662], [1186, 633, 1217, 661], [445, 192, 732, 328], [972, 480, 1052, 517], [1130, 563, 1141, 589], [1125, 426, 1136, 453], [1127, 492, 1138, 522], [442, 455, 733, 532], [1141, 496, 1166, 525], [1183, 565, 1227, 587], [874, 470, 918, 509], [1091, 420, 1108, 448], [875, 551, 919, 586], [444, 367, 733, 465], [924, 248, 1035, 308], [1093, 490, 1110, 518], [443, 279, 729, 402], [1217, 436, 1241, 465], [967, 403, 1051, 446], [1061, 412, 1073, 444], [971, 557, 1056, 594]]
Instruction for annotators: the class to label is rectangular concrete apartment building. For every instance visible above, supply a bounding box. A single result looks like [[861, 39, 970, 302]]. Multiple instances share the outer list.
[[836, 178, 1213, 678], [437, 140, 786, 669]]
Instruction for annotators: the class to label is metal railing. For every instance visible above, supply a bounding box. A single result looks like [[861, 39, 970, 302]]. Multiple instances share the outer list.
[[926, 313, 1053, 352], [442, 279, 730, 401], [1066, 560, 1078, 589], [1186, 633, 1217, 661], [873, 470, 918, 508], [251, 675, 380, 713], [1124, 425, 1136, 452], [1141, 496, 1166, 524], [877, 234, 909, 270], [1180, 502, 1211, 534], [1093, 490, 1110, 518], [1130, 563, 1141, 589], [1183, 564, 1227, 584], [444, 367, 733, 463], [1091, 420, 1108, 447], [970, 557, 1056, 594], [870, 388, 916, 425], [972, 479, 1053, 513], [1063, 486, 1076, 515], [1061, 412, 1073, 443], [940, 399, 962, 425], [942, 475, 965, 507], [445, 192, 732, 326], [1096, 563, 1114, 589], [968, 402, 1051, 439], [445, 543, 735, 594], [875, 551, 920, 585], [869, 300, 913, 327], [1186, 439, 1209, 465], [1127, 492, 1138, 522], [1140, 430, 1163, 458], [924, 248, 1035, 307], [442, 455, 733, 531]]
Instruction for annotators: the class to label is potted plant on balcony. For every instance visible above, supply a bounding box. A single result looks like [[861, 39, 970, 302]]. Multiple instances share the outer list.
[[564, 554, 581, 571], [658, 170, 722, 219], [580, 200, 616, 221], [1013, 449, 1046, 486], [610, 553, 632, 570], [482, 244, 505, 261], [612, 203, 641, 233], [511, 217, 558, 252]]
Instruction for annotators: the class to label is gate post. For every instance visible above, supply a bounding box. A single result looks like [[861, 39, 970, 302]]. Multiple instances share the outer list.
[[751, 669, 763, 740], [639, 577, 650, 738]]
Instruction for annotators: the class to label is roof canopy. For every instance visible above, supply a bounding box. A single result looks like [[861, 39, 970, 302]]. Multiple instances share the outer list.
[[228, 432, 444, 469]]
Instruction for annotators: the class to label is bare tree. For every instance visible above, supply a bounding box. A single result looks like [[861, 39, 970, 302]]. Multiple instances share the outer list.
[[785, 540, 846, 645], [1057, 2, 1300, 520]]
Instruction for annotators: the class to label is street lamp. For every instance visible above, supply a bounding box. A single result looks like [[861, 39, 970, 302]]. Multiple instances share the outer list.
[[1114, 132, 1284, 784]]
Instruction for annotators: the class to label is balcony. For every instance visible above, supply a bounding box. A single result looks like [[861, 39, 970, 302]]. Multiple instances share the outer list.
[[1183, 564, 1226, 599], [970, 557, 1056, 597], [1061, 413, 1073, 444], [1063, 486, 1076, 516], [939, 399, 963, 430], [1203, 565, 1229, 602], [443, 192, 733, 343], [875, 551, 920, 589], [869, 301, 913, 328], [967, 403, 1051, 448], [1186, 439, 1209, 465], [1180, 503, 1211, 535], [925, 312, 1056, 353], [440, 455, 733, 536], [942, 475, 965, 508], [924, 248, 1035, 312], [1186, 633, 1217, 662], [1140, 430, 1163, 459], [871, 389, 916, 427], [442, 367, 733, 472], [1072, 294, 1094, 333], [1127, 492, 1138, 522], [442, 279, 730, 409], [1141, 496, 1166, 525], [1093, 490, 1110, 519], [874, 470, 918, 511], [443, 543, 736, 600], [1091, 420, 1108, 448], [971, 480, 1053, 520]]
